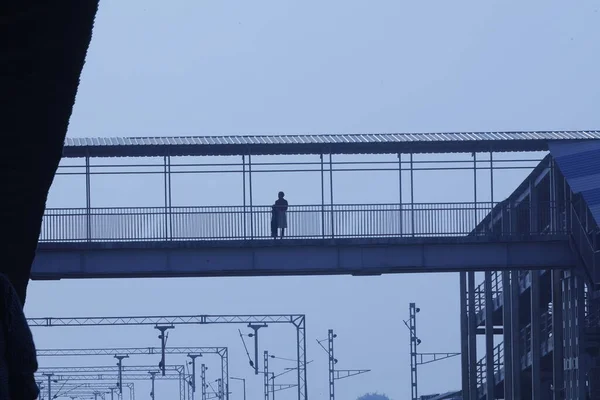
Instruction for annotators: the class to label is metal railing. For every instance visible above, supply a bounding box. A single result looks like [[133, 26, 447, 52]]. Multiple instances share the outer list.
[[476, 342, 504, 391], [474, 271, 503, 316], [39, 201, 567, 243]]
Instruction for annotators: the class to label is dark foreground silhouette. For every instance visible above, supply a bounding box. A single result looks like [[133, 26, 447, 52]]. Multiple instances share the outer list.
[[1, 1, 100, 398]]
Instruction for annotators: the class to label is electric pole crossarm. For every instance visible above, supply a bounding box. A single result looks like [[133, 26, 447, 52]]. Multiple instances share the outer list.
[[416, 352, 461, 366], [333, 370, 371, 380], [273, 384, 298, 392]]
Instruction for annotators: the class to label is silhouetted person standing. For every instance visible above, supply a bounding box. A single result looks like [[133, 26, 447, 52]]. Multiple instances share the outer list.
[[275, 191, 288, 238], [1, 2, 100, 399]]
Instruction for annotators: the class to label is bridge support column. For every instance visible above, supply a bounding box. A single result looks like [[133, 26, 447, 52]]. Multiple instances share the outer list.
[[485, 272, 495, 399], [552, 269, 564, 400], [502, 271, 513, 400], [511, 271, 521, 399], [468, 271, 478, 400], [531, 270, 542, 400], [460, 272, 470, 400]]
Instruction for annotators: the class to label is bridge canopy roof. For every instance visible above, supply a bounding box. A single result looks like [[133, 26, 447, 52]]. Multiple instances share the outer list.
[[62, 131, 600, 158]]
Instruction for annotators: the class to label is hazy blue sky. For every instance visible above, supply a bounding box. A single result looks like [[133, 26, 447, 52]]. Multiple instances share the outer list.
[[25, 1, 600, 399]]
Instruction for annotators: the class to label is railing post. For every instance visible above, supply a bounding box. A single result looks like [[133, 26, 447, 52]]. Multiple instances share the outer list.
[[410, 153, 415, 237], [85, 155, 91, 242], [398, 153, 403, 236], [242, 155, 247, 240], [320, 154, 325, 239], [249, 153, 254, 239], [329, 154, 334, 239]]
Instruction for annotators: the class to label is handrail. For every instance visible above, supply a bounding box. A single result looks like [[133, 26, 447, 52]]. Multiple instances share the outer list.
[[40, 201, 568, 243]]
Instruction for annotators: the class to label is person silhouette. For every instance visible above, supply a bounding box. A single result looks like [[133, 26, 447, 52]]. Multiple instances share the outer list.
[[274, 191, 288, 238]]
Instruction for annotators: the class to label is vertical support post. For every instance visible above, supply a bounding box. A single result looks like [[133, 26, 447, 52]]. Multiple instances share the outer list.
[[531, 270, 542, 399], [271, 373, 275, 400], [264, 351, 270, 400], [552, 270, 564, 400], [468, 272, 478, 400], [155, 325, 174, 376], [85, 155, 92, 241], [217, 379, 224, 400], [410, 153, 415, 236], [502, 272, 513, 400], [249, 324, 266, 375], [485, 271, 495, 399], [242, 155, 247, 239], [201, 364, 207, 400], [110, 387, 115, 400], [511, 271, 522, 399], [460, 272, 470, 400], [223, 348, 230, 400], [409, 303, 418, 400], [329, 154, 334, 239], [149, 371, 157, 400], [473, 152, 478, 232], [167, 154, 172, 239], [188, 354, 202, 392], [248, 154, 254, 239], [328, 329, 336, 400], [490, 152, 494, 232], [43, 373, 53, 400], [114, 355, 129, 395], [398, 153, 403, 236], [321, 154, 325, 238], [294, 315, 308, 400], [163, 155, 169, 240]]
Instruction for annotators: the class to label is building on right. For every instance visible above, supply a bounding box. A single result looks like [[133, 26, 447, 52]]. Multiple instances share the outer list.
[[460, 141, 600, 400]]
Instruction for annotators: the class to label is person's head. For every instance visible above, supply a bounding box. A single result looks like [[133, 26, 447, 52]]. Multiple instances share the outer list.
[[278, 191, 285, 199]]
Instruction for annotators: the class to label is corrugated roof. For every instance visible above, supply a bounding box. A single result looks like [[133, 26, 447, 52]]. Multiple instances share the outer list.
[[62, 131, 600, 158], [549, 140, 600, 226]]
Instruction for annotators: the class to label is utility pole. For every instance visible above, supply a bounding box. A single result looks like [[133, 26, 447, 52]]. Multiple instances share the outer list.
[[217, 378, 224, 400], [149, 371, 158, 400], [188, 353, 202, 393], [114, 354, 129, 395], [42, 373, 54, 400], [155, 325, 174, 376], [201, 364, 207, 400], [404, 303, 460, 400], [316, 330, 370, 400], [264, 351, 270, 400], [248, 323, 268, 375]]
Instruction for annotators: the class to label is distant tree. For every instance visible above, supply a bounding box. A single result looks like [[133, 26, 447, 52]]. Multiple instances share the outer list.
[[357, 393, 391, 400]]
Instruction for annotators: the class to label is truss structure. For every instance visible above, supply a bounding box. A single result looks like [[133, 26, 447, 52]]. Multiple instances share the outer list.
[[29, 314, 307, 400], [37, 369, 189, 400], [39, 383, 134, 400], [37, 346, 228, 399]]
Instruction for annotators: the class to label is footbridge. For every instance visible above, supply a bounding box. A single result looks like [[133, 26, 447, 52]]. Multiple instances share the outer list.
[[33, 131, 600, 280]]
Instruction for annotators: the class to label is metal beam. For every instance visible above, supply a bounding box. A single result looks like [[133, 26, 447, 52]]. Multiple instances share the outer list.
[[485, 271, 495, 399], [531, 270, 542, 399], [33, 236, 574, 279]]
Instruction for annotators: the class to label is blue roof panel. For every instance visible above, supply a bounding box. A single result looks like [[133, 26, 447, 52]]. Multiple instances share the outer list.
[[61, 131, 600, 158], [549, 141, 600, 226]]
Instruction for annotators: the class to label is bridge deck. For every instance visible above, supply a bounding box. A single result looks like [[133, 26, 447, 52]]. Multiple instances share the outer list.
[[34, 202, 573, 279]]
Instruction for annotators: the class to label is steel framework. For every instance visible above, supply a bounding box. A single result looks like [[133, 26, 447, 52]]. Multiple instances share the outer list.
[[316, 330, 369, 400], [37, 346, 228, 398], [404, 303, 459, 400], [39, 383, 134, 400], [38, 367, 188, 400], [28, 314, 307, 400]]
